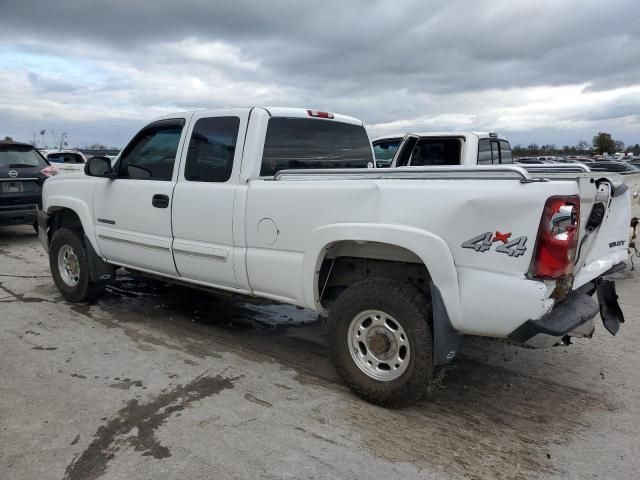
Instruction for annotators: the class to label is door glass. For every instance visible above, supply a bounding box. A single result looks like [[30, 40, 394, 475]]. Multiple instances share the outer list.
[[118, 126, 183, 180], [499, 140, 513, 164], [478, 139, 492, 164], [185, 117, 240, 182]]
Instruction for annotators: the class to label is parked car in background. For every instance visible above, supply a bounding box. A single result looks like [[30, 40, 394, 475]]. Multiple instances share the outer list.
[[588, 161, 639, 174], [374, 132, 513, 167], [515, 157, 548, 164], [1, 141, 56, 229], [37, 107, 630, 407], [555, 157, 594, 164], [41, 149, 87, 175]]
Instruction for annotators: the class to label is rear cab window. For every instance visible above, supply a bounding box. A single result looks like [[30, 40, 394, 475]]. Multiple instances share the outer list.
[[260, 118, 373, 176]]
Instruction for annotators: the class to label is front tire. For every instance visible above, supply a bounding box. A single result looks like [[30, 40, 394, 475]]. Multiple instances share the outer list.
[[50, 228, 105, 302], [327, 278, 434, 408]]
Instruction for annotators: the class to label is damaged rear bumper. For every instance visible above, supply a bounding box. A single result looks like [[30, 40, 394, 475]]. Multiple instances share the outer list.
[[508, 263, 626, 348]]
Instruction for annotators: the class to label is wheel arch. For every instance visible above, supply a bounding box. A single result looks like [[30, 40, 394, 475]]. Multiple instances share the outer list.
[[303, 223, 462, 327], [45, 196, 101, 256]]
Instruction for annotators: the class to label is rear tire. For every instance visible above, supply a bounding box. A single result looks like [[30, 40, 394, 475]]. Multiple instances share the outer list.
[[327, 278, 434, 408], [50, 228, 105, 302]]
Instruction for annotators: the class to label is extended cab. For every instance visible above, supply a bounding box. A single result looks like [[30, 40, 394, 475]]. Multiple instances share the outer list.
[[373, 132, 512, 167], [38, 108, 630, 407]]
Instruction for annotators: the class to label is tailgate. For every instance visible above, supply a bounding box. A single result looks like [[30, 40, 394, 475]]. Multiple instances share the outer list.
[[573, 175, 631, 288]]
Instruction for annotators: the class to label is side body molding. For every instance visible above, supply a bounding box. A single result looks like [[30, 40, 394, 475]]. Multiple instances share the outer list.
[[302, 223, 462, 328]]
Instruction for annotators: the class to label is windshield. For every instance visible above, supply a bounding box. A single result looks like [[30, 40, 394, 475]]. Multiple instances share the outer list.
[[0, 146, 48, 168], [260, 118, 373, 176], [372, 139, 401, 167]]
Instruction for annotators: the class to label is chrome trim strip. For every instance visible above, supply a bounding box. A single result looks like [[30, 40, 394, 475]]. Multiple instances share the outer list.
[[98, 234, 170, 252], [172, 248, 226, 262], [273, 166, 538, 183]]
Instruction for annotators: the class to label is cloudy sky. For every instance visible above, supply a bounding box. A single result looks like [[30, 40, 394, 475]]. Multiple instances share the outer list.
[[1, 0, 640, 148]]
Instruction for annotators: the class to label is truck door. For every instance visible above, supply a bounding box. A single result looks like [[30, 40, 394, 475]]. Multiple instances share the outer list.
[[171, 109, 249, 290], [93, 117, 190, 276]]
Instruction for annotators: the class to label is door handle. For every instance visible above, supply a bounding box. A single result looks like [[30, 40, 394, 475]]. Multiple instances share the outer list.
[[152, 194, 170, 208]]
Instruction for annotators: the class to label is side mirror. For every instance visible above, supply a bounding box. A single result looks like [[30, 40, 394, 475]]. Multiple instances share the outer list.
[[85, 156, 116, 178]]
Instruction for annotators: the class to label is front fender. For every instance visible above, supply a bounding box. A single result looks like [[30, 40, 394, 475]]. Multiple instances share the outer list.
[[45, 195, 101, 257], [302, 223, 461, 327]]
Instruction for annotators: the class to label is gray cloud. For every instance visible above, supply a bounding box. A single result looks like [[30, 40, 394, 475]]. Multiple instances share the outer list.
[[1, 0, 640, 146]]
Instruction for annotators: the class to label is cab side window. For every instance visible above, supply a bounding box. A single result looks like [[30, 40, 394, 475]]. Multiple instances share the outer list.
[[478, 139, 494, 164], [499, 140, 513, 164], [118, 123, 183, 181], [184, 117, 240, 182]]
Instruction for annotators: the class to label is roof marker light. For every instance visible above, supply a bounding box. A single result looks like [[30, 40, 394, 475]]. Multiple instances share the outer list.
[[307, 110, 334, 119]]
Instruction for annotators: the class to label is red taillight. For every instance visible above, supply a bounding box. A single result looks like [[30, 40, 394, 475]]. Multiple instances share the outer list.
[[40, 165, 58, 177], [307, 109, 334, 119], [529, 195, 580, 279]]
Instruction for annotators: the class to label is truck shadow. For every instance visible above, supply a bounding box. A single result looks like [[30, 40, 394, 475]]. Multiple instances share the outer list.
[[0, 225, 39, 240], [81, 273, 616, 480]]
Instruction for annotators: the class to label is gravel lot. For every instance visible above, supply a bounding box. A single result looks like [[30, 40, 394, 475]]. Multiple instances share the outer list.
[[1, 225, 639, 480]]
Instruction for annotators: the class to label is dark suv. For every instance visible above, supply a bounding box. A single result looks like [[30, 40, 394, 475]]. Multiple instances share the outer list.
[[0, 141, 57, 228]]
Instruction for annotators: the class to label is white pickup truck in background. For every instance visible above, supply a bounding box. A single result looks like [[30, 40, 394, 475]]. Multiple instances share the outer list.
[[38, 108, 630, 407], [374, 131, 640, 260], [372, 132, 513, 167]]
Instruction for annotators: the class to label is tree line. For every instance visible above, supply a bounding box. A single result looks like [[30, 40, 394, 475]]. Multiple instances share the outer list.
[[512, 132, 640, 157]]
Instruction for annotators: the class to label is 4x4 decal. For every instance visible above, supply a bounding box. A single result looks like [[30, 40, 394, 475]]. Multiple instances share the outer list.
[[462, 231, 528, 257]]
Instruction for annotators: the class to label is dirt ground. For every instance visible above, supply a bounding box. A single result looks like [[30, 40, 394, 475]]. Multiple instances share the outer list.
[[1, 225, 639, 480]]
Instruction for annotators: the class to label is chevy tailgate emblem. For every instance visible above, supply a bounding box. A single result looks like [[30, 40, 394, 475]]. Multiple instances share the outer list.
[[8, 170, 18, 178]]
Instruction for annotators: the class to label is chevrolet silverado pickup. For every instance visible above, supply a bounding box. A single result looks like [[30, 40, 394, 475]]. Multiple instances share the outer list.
[[38, 108, 630, 407]]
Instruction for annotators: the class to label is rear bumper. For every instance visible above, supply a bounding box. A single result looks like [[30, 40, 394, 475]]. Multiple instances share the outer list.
[[508, 264, 626, 348], [0, 204, 38, 226]]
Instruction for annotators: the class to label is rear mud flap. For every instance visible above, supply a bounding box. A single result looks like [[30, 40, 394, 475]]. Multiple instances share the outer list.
[[596, 279, 625, 335]]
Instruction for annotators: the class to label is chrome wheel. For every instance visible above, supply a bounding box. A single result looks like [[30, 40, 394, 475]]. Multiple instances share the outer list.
[[57, 244, 80, 287], [348, 309, 410, 381]]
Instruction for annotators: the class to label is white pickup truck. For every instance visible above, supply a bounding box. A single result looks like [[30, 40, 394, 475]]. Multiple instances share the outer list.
[[372, 131, 513, 167], [38, 108, 630, 407]]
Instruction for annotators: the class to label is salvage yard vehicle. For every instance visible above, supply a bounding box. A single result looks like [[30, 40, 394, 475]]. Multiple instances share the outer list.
[[373, 132, 513, 167], [40, 149, 87, 175], [0, 141, 56, 228], [38, 107, 631, 407]]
